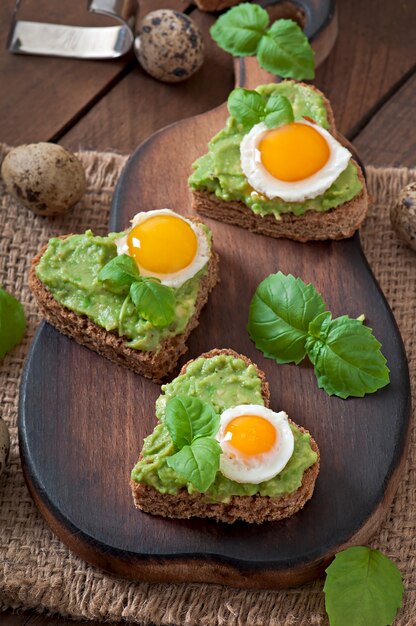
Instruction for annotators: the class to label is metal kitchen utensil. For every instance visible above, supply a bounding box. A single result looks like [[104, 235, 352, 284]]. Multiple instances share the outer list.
[[7, 0, 137, 59]]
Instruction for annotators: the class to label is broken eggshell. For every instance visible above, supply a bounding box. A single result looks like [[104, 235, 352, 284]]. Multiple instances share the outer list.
[[134, 10, 204, 83], [390, 181, 416, 252]]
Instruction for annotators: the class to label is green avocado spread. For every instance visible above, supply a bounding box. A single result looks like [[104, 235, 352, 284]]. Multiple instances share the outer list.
[[131, 353, 318, 501], [189, 81, 362, 218], [35, 229, 210, 352]]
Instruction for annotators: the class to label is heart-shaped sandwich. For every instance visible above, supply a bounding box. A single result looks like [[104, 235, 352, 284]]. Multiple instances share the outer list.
[[131, 348, 320, 523], [189, 81, 368, 241], [29, 210, 219, 382]]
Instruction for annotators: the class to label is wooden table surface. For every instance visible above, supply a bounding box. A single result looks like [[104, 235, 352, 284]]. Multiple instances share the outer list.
[[1, 0, 415, 623]]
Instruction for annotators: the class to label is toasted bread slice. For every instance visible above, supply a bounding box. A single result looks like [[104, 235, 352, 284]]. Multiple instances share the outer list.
[[191, 82, 368, 241], [131, 348, 320, 523], [29, 228, 219, 383], [192, 160, 368, 242]]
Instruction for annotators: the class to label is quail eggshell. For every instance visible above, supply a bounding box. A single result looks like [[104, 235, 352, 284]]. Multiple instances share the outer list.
[[1, 143, 86, 216], [390, 181, 416, 252], [135, 10, 204, 83], [0, 418, 10, 477]]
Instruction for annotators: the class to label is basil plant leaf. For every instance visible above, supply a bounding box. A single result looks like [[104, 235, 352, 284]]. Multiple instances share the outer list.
[[0, 286, 26, 360], [227, 88, 265, 128], [264, 94, 294, 128], [248, 272, 326, 364], [257, 19, 315, 79], [165, 396, 219, 449], [98, 254, 141, 294], [166, 437, 221, 493], [306, 313, 390, 399], [324, 547, 404, 626], [210, 3, 269, 56], [130, 279, 175, 328]]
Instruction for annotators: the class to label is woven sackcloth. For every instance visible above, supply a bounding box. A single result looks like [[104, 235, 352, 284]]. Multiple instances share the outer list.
[[0, 144, 415, 625]]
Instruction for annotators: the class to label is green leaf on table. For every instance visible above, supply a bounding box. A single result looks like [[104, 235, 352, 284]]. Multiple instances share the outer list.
[[0, 286, 26, 360], [166, 437, 221, 492], [98, 254, 141, 294], [305, 313, 390, 399], [324, 547, 404, 626], [264, 94, 295, 128], [130, 278, 175, 328], [165, 396, 219, 449], [227, 88, 266, 127], [210, 3, 269, 56], [257, 19, 315, 79], [247, 272, 326, 364]]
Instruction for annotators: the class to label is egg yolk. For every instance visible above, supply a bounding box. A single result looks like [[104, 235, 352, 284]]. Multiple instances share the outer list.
[[127, 215, 198, 274], [259, 122, 330, 182], [225, 415, 277, 456]]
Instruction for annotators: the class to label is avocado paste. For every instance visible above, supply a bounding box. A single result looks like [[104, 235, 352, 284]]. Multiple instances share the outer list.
[[131, 354, 318, 500], [189, 81, 362, 218], [36, 230, 209, 352]]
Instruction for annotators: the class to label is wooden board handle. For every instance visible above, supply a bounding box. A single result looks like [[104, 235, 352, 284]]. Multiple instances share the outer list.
[[233, 0, 338, 90]]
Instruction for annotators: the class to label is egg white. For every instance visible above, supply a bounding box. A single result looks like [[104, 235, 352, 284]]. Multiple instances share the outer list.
[[114, 209, 210, 288], [216, 404, 294, 484], [240, 120, 352, 202]]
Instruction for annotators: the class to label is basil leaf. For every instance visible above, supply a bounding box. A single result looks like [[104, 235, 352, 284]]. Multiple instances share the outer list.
[[166, 437, 221, 492], [165, 396, 219, 449], [130, 278, 175, 328], [247, 272, 326, 364], [257, 19, 315, 79], [324, 547, 403, 626], [227, 88, 265, 128], [306, 313, 390, 399], [264, 94, 294, 128], [98, 254, 141, 294], [0, 286, 26, 360], [210, 3, 269, 56]]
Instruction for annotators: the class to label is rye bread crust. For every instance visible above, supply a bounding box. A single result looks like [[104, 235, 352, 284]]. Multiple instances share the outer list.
[[28, 224, 219, 383], [192, 161, 368, 242], [191, 82, 368, 241], [131, 349, 320, 524]]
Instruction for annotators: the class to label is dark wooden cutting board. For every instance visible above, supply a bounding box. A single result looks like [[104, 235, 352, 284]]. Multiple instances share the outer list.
[[18, 0, 411, 589]]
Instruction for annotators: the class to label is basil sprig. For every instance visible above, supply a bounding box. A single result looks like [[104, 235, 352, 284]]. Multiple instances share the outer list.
[[228, 88, 294, 129], [164, 396, 221, 492], [324, 547, 403, 626], [210, 4, 314, 80], [248, 273, 390, 399], [0, 285, 26, 359], [98, 254, 175, 328]]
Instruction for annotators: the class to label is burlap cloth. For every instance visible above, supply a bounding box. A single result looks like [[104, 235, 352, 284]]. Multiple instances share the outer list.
[[0, 145, 415, 625]]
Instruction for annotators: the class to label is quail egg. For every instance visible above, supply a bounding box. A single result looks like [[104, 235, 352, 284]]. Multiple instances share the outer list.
[[1, 143, 86, 216], [135, 10, 204, 83]]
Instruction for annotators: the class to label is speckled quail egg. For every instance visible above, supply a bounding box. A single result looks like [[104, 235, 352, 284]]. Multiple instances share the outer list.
[[134, 10, 204, 83], [390, 182, 416, 252], [0, 418, 10, 478], [1, 143, 86, 216]]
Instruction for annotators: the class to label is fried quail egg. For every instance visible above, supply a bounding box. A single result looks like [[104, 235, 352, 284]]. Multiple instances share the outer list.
[[115, 209, 210, 288], [216, 404, 294, 483], [240, 119, 352, 202]]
